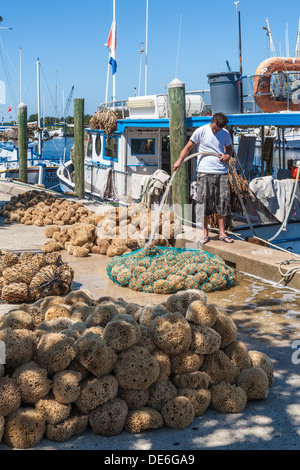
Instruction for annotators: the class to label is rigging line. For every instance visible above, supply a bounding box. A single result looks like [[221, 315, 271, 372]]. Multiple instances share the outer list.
[[0, 38, 17, 111], [40, 63, 56, 114]]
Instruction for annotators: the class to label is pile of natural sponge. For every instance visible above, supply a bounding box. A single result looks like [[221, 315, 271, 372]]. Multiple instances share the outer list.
[[43, 202, 182, 258], [0, 288, 273, 449], [0, 190, 102, 227], [0, 250, 74, 303]]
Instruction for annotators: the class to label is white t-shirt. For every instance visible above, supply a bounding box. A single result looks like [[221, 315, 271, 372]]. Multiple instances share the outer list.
[[190, 124, 232, 174]]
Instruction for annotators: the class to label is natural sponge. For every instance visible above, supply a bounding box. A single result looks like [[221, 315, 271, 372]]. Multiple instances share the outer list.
[[236, 367, 269, 400], [35, 397, 71, 424], [89, 398, 128, 436], [75, 375, 119, 413], [76, 333, 117, 378], [45, 413, 88, 442], [12, 361, 52, 404], [36, 332, 77, 374], [185, 301, 218, 327], [248, 350, 274, 386], [166, 289, 207, 315], [161, 396, 195, 429], [201, 350, 239, 385], [150, 312, 192, 356], [0, 328, 37, 368], [103, 314, 141, 352], [190, 325, 221, 355], [210, 382, 247, 413], [114, 345, 160, 390], [0, 377, 21, 416], [212, 313, 237, 348], [178, 388, 211, 416], [147, 381, 178, 411], [4, 408, 46, 449], [52, 370, 82, 404], [125, 407, 164, 433]]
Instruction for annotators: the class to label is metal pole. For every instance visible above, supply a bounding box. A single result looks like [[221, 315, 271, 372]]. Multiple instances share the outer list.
[[18, 102, 27, 183], [36, 58, 42, 154], [145, 0, 149, 95], [168, 78, 189, 216], [73, 98, 85, 199], [237, 11, 243, 113]]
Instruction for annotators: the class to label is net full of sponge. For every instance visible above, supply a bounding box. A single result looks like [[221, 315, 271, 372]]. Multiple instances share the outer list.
[[0, 288, 274, 449]]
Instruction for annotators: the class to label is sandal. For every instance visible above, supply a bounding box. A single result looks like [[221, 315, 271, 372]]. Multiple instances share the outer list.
[[199, 236, 210, 244], [219, 236, 234, 243]]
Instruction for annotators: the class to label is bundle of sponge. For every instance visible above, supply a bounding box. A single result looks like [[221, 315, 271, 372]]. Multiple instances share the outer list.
[[0, 250, 74, 303], [0, 288, 273, 449]]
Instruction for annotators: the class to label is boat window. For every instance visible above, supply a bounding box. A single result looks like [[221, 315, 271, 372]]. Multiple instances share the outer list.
[[131, 138, 155, 155], [95, 134, 101, 157], [86, 135, 93, 157], [104, 136, 118, 161]]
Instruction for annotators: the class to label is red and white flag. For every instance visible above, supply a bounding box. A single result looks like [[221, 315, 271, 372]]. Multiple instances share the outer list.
[[105, 20, 117, 75], [7, 105, 11, 112]]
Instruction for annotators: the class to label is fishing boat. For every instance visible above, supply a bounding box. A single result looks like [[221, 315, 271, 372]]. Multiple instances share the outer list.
[[57, 3, 300, 254], [0, 128, 60, 189]]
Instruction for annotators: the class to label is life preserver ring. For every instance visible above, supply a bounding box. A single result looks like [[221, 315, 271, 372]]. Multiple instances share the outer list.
[[253, 57, 300, 112]]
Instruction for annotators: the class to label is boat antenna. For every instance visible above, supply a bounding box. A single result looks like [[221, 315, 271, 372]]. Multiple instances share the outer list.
[[175, 13, 183, 78], [138, 42, 144, 96], [285, 23, 290, 57], [234, 1, 243, 113], [295, 18, 300, 58]]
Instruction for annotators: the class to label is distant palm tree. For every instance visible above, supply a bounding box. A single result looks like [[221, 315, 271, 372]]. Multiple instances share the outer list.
[[0, 17, 3, 23]]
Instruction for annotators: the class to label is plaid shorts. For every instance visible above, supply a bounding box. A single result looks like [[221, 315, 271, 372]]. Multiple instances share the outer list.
[[196, 172, 231, 217]]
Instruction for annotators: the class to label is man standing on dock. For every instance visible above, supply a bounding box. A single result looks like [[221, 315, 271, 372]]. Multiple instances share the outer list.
[[173, 112, 234, 244]]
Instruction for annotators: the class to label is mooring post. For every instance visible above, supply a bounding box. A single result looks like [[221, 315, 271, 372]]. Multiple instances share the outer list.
[[18, 102, 28, 183], [168, 78, 189, 216], [73, 98, 85, 199]]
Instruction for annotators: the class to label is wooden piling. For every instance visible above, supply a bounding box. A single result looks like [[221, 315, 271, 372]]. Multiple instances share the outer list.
[[168, 78, 189, 216], [18, 103, 27, 183], [73, 98, 85, 199]]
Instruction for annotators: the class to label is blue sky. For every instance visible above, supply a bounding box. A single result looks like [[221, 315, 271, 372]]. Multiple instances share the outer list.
[[0, 0, 299, 119]]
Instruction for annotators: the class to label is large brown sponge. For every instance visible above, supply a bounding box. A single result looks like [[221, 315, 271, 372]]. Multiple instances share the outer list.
[[125, 407, 164, 433], [150, 312, 192, 356], [76, 333, 117, 378], [4, 408, 46, 449], [12, 361, 52, 404], [89, 398, 128, 436], [210, 382, 247, 413], [114, 345, 160, 390], [161, 396, 195, 429]]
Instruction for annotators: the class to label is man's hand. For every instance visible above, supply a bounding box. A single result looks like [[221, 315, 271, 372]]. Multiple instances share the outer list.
[[173, 159, 182, 172], [218, 153, 231, 164]]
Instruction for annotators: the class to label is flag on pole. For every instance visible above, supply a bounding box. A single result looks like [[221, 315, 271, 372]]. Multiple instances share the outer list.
[[105, 20, 117, 75], [7, 106, 11, 112]]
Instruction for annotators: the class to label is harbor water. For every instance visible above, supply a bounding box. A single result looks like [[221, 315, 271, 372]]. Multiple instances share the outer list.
[[42, 136, 74, 163]]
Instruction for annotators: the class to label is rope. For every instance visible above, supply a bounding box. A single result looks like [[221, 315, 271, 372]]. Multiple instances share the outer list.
[[275, 259, 300, 286]]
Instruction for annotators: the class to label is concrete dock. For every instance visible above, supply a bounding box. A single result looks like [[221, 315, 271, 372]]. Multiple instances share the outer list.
[[0, 179, 300, 451]]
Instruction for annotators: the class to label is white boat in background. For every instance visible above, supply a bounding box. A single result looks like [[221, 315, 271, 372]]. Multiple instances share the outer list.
[[0, 133, 60, 189], [48, 127, 64, 138]]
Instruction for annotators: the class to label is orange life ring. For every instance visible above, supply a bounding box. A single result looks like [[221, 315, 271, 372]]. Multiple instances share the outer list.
[[253, 57, 300, 112]]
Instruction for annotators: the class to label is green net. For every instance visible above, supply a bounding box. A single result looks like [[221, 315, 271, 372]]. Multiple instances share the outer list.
[[106, 244, 235, 294]]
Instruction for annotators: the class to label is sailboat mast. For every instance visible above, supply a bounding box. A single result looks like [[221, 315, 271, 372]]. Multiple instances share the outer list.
[[145, 0, 149, 95], [295, 18, 300, 58], [36, 58, 42, 154], [265, 18, 276, 57], [112, 0, 116, 104]]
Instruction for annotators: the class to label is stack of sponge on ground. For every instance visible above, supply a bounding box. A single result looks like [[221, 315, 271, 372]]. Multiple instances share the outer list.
[[0, 189, 182, 258], [0, 288, 273, 449]]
